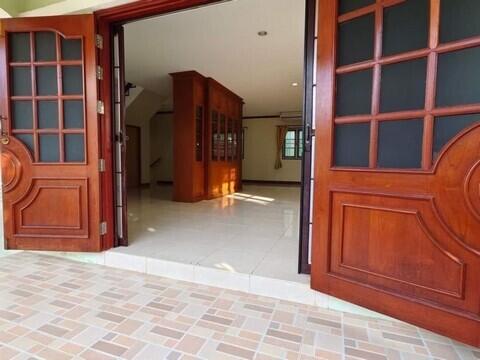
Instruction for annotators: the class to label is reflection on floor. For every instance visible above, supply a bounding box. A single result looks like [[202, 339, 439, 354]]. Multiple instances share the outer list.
[[111, 184, 308, 284]]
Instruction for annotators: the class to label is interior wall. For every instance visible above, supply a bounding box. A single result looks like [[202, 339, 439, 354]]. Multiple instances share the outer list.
[[242, 117, 302, 182], [150, 113, 174, 183], [125, 88, 162, 184]]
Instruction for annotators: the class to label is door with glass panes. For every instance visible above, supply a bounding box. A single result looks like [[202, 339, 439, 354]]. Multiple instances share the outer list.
[[0, 15, 103, 251], [312, 0, 480, 346]]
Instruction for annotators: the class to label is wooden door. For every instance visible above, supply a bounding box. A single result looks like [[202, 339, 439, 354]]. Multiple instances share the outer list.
[[0, 15, 103, 251], [126, 125, 140, 188], [312, 0, 480, 346]]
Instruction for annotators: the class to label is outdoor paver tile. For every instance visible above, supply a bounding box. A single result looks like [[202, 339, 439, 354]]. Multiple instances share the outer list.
[[0, 252, 477, 359]]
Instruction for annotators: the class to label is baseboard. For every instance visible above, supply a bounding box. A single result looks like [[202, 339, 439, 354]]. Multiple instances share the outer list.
[[242, 179, 301, 186]]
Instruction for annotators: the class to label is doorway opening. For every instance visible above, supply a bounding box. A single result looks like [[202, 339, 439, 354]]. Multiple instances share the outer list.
[[103, 0, 315, 283]]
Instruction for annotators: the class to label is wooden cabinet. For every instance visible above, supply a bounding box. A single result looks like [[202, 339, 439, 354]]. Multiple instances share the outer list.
[[171, 71, 243, 202]]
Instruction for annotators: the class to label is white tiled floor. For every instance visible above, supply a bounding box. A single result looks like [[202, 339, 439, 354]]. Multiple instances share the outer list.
[[110, 184, 309, 284]]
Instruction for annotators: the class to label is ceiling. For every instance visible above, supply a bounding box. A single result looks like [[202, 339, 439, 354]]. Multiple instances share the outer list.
[[123, 0, 306, 117]]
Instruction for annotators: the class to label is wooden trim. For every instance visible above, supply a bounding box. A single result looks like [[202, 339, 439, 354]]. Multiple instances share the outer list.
[[242, 180, 301, 186], [242, 115, 280, 120]]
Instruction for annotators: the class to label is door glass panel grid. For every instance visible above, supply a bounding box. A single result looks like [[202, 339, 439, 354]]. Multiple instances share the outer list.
[[8, 30, 85, 163], [334, 0, 480, 171]]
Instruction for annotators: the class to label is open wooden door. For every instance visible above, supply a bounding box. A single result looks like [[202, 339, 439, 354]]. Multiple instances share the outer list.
[[312, 0, 480, 346], [0, 15, 103, 251]]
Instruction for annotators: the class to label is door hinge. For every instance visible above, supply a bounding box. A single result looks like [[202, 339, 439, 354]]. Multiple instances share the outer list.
[[100, 221, 107, 236], [99, 158, 106, 172], [97, 100, 105, 115], [96, 65, 104, 80], [95, 34, 104, 49]]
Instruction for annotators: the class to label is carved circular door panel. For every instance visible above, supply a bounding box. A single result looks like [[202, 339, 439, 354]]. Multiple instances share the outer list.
[[465, 160, 480, 222], [433, 125, 480, 254], [1, 150, 22, 192], [1, 137, 33, 202]]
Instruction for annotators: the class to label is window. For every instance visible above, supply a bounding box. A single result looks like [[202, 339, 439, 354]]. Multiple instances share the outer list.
[[283, 127, 303, 160]]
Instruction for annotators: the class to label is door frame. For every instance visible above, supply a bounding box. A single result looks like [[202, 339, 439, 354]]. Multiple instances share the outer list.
[[125, 125, 141, 188], [95, 0, 316, 273]]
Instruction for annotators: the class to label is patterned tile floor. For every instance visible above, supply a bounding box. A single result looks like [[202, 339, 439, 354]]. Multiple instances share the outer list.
[[0, 253, 478, 360]]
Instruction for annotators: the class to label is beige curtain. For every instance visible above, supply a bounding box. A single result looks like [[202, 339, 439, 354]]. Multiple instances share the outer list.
[[275, 126, 288, 169]]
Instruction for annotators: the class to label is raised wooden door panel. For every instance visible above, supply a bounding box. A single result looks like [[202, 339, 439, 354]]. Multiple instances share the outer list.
[[312, 0, 480, 346], [0, 15, 102, 251]]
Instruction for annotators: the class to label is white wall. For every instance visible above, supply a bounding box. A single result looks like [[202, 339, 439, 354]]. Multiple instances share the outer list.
[[150, 113, 174, 183], [242, 117, 302, 182]]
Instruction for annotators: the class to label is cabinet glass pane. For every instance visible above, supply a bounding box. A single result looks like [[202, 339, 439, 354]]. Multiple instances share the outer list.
[[12, 101, 33, 129], [212, 111, 218, 160], [339, 0, 375, 15], [336, 69, 373, 116], [39, 134, 59, 162], [436, 47, 480, 107], [35, 32, 56, 62], [440, 0, 480, 43], [334, 122, 370, 167], [195, 106, 203, 162], [36, 66, 58, 96], [11, 67, 32, 96], [383, 0, 429, 56], [15, 134, 34, 156], [38, 100, 58, 129], [380, 58, 427, 113], [62, 66, 83, 95], [219, 114, 226, 161], [378, 119, 423, 169], [65, 134, 85, 162], [433, 114, 480, 159], [64, 100, 84, 129], [61, 38, 82, 60], [337, 14, 375, 66], [9, 33, 30, 62]]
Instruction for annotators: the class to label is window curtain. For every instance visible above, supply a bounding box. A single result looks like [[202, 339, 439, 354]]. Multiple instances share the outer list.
[[275, 126, 288, 169]]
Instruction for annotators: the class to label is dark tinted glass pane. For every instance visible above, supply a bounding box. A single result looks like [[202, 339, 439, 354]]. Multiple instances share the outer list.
[[9, 33, 30, 62], [433, 114, 480, 159], [440, 0, 480, 43], [35, 32, 56, 61], [336, 69, 373, 116], [378, 119, 423, 169], [61, 38, 82, 60], [15, 134, 34, 156], [380, 58, 427, 113], [436, 47, 480, 107], [337, 14, 375, 66], [39, 134, 59, 162], [38, 100, 58, 129], [334, 122, 370, 167], [63, 100, 84, 129], [339, 0, 375, 15], [383, 0, 429, 56], [62, 66, 83, 95], [36, 66, 58, 96], [11, 67, 32, 96], [12, 101, 33, 129], [65, 134, 85, 162]]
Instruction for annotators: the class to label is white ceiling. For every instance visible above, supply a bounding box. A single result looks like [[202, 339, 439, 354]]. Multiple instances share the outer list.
[[124, 0, 306, 116]]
